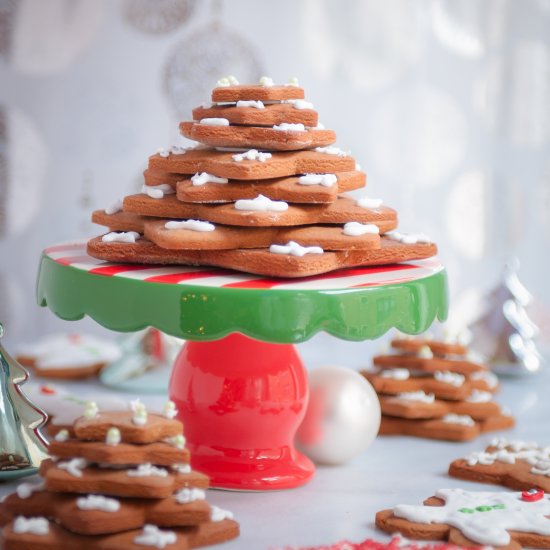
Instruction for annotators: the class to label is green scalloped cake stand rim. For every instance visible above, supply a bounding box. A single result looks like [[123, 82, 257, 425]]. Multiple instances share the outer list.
[[36, 242, 448, 344]]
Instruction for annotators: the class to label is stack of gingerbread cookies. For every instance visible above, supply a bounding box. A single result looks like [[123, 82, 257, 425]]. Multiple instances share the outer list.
[[0, 402, 239, 549], [87, 76, 437, 278], [361, 335, 515, 441]]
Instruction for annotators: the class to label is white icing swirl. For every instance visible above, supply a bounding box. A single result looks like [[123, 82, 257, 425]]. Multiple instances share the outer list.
[[235, 194, 288, 212], [434, 371, 465, 387], [466, 389, 492, 403], [102, 231, 141, 244], [105, 199, 123, 215], [142, 183, 175, 199], [236, 100, 265, 109], [396, 391, 435, 404], [16, 481, 45, 499], [174, 487, 206, 504], [314, 146, 348, 156], [199, 117, 230, 126], [232, 149, 272, 162], [134, 524, 177, 548], [298, 174, 337, 187], [210, 505, 235, 522], [356, 197, 383, 209], [58, 457, 88, 477], [127, 464, 168, 478], [76, 495, 120, 512], [343, 222, 380, 237], [54, 429, 69, 442], [217, 75, 239, 86], [273, 122, 306, 131], [270, 241, 324, 257], [380, 368, 410, 380], [165, 219, 215, 232], [191, 172, 228, 186], [385, 230, 432, 244], [259, 76, 274, 86], [13, 516, 49, 535], [442, 413, 475, 427]]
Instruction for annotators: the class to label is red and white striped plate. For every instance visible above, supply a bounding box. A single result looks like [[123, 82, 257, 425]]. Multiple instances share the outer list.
[[45, 242, 444, 291]]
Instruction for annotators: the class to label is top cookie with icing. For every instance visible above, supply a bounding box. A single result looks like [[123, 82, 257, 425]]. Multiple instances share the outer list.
[[211, 84, 305, 102], [74, 411, 182, 444]]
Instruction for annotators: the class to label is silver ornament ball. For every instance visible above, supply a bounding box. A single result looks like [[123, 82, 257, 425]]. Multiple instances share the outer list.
[[296, 365, 381, 465]]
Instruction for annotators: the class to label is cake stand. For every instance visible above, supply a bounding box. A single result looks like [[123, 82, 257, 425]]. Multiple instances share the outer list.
[[37, 241, 448, 491]]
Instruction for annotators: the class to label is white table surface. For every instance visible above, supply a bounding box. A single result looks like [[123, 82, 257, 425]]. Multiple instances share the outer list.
[[2, 366, 548, 550]]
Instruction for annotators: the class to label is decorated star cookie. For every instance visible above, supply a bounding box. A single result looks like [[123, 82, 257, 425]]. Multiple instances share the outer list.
[[16, 333, 121, 379], [376, 488, 550, 549], [449, 438, 550, 492]]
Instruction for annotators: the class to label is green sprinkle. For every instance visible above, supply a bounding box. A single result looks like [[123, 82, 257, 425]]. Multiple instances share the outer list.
[[458, 508, 475, 514], [476, 505, 493, 512]]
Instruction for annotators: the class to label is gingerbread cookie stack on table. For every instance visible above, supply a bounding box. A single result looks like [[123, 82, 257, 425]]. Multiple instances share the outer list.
[[86, 76, 437, 278], [0, 402, 239, 549], [361, 335, 514, 441]]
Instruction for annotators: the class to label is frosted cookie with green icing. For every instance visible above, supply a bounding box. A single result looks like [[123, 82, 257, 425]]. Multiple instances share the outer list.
[[376, 487, 550, 550]]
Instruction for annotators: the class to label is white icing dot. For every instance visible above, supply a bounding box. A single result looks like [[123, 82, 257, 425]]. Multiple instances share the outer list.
[[163, 400, 178, 419], [106, 427, 121, 446], [142, 183, 175, 199], [58, 458, 88, 477], [396, 391, 435, 404], [172, 463, 191, 474], [466, 389, 492, 403], [232, 149, 272, 163], [314, 146, 349, 157], [298, 174, 337, 187], [417, 345, 434, 359], [83, 401, 99, 419], [434, 371, 465, 387], [156, 148, 169, 158], [286, 76, 299, 86], [269, 241, 324, 257], [442, 413, 475, 427], [236, 100, 265, 109], [174, 487, 206, 504], [235, 194, 288, 212], [166, 434, 186, 449], [210, 505, 235, 522], [380, 368, 410, 380], [54, 429, 69, 442], [385, 230, 432, 244], [356, 196, 383, 209], [199, 118, 230, 126], [134, 524, 177, 548], [272, 122, 306, 131], [288, 99, 315, 110], [16, 481, 45, 499], [217, 75, 239, 87], [190, 172, 228, 186], [76, 495, 120, 512], [127, 464, 168, 478], [259, 76, 274, 87], [164, 219, 215, 232], [105, 199, 123, 215], [343, 222, 380, 237], [13, 516, 49, 536]]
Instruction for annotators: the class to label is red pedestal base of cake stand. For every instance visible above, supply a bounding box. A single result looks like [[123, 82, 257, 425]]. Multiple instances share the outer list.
[[169, 333, 314, 490]]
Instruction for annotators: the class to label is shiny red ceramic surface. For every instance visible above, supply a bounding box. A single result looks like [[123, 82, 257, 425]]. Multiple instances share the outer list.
[[169, 333, 315, 490]]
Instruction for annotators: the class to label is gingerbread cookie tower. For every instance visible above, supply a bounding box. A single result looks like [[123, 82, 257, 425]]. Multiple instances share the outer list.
[[361, 335, 515, 441], [0, 402, 239, 549], [87, 76, 437, 278]]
